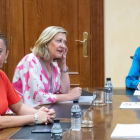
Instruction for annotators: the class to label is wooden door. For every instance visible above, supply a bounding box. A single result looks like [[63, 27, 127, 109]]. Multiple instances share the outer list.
[[23, 0, 90, 88], [2, 0, 104, 88]]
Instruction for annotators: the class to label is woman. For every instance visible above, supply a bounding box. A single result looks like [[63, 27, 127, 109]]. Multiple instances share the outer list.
[[0, 32, 55, 130], [12, 26, 82, 107], [125, 46, 140, 89]]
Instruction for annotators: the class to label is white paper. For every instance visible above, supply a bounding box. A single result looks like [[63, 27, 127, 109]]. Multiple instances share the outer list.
[[111, 124, 140, 138], [60, 96, 93, 104], [134, 90, 140, 95], [119, 102, 140, 109]]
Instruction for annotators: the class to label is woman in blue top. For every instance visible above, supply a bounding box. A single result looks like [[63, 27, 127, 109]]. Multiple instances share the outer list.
[[126, 47, 140, 89]]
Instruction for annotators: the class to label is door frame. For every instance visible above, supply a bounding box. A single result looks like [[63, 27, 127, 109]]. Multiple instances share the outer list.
[[90, 0, 104, 87]]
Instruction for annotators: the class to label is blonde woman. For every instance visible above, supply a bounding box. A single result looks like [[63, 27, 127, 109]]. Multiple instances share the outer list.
[[12, 26, 82, 107], [0, 32, 55, 130]]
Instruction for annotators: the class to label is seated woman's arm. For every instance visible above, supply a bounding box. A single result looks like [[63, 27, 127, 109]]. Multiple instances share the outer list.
[[125, 47, 140, 89], [55, 87, 82, 102], [10, 101, 55, 119], [57, 57, 70, 94], [0, 101, 55, 129], [56, 58, 82, 101], [0, 113, 36, 129]]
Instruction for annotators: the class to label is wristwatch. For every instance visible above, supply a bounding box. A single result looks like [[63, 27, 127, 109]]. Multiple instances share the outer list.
[[61, 67, 69, 73], [34, 114, 39, 124]]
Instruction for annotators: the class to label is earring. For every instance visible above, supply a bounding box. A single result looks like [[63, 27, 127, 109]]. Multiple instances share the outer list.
[[4, 60, 7, 63]]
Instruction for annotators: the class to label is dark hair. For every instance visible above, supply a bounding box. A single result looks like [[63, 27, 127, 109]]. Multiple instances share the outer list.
[[0, 31, 7, 50]]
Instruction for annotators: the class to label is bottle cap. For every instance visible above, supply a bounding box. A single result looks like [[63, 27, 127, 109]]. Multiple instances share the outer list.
[[73, 100, 79, 103], [54, 118, 60, 123], [106, 78, 111, 81]]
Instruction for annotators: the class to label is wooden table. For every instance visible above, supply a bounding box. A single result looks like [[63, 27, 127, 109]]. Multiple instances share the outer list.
[[1, 88, 140, 140]]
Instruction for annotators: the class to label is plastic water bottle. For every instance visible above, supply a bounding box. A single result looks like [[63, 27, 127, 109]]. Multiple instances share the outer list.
[[51, 119, 62, 140], [105, 78, 113, 103], [71, 100, 81, 131]]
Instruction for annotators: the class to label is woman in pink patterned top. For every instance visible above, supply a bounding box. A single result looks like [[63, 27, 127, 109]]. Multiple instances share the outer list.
[[12, 26, 82, 107]]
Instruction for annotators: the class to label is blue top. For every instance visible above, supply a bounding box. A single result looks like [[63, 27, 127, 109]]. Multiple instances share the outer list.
[[125, 47, 140, 89]]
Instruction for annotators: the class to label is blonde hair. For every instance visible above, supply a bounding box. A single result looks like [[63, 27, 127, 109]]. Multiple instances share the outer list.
[[31, 26, 67, 60]]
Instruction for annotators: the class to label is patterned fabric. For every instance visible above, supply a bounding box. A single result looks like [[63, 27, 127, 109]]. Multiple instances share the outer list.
[[12, 53, 61, 107]]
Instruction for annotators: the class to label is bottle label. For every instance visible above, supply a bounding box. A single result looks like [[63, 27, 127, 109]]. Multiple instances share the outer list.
[[71, 111, 81, 118], [51, 132, 62, 140], [105, 88, 112, 93]]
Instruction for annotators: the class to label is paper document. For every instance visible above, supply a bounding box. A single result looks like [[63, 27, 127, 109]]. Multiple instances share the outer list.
[[60, 96, 93, 104], [111, 124, 140, 138], [134, 90, 140, 95], [119, 102, 140, 109]]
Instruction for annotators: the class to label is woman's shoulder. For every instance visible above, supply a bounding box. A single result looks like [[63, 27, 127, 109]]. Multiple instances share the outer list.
[[19, 53, 39, 64], [135, 46, 140, 54], [0, 70, 9, 82], [133, 47, 140, 61], [0, 70, 7, 77]]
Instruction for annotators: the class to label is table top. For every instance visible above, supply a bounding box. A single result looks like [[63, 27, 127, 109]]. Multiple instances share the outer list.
[[1, 88, 139, 140]]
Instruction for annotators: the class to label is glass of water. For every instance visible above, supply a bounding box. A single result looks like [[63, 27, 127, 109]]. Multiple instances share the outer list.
[[81, 109, 93, 128], [93, 89, 106, 106]]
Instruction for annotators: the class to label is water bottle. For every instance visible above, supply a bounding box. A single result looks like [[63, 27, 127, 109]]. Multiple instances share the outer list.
[[51, 119, 62, 140], [105, 78, 113, 103], [71, 100, 81, 131]]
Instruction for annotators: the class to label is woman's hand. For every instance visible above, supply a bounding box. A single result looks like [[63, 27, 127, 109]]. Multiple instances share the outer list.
[[45, 109, 56, 124], [137, 83, 140, 90], [36, 108, 55, 124], [38, 106, 49, 112], [67, 87, 82, 100]]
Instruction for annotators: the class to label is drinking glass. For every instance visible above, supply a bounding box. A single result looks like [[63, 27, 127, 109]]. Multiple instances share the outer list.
[[81, 109, 93, 128], [93, 90, 106, 106]]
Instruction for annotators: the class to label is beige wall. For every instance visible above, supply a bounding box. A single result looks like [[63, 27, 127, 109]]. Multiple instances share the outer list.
[[104, 0, 140, 87]]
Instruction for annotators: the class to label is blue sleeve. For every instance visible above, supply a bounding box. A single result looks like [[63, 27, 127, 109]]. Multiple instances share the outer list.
[[125, 47, 140, 89]]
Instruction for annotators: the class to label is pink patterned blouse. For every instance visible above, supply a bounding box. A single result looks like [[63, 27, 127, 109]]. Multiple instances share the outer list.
[[12, 53, 61, 107]]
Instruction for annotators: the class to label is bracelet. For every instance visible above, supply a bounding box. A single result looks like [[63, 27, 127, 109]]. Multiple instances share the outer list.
[[61, 67, 69, 73], [34, 114, 39, 124]]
